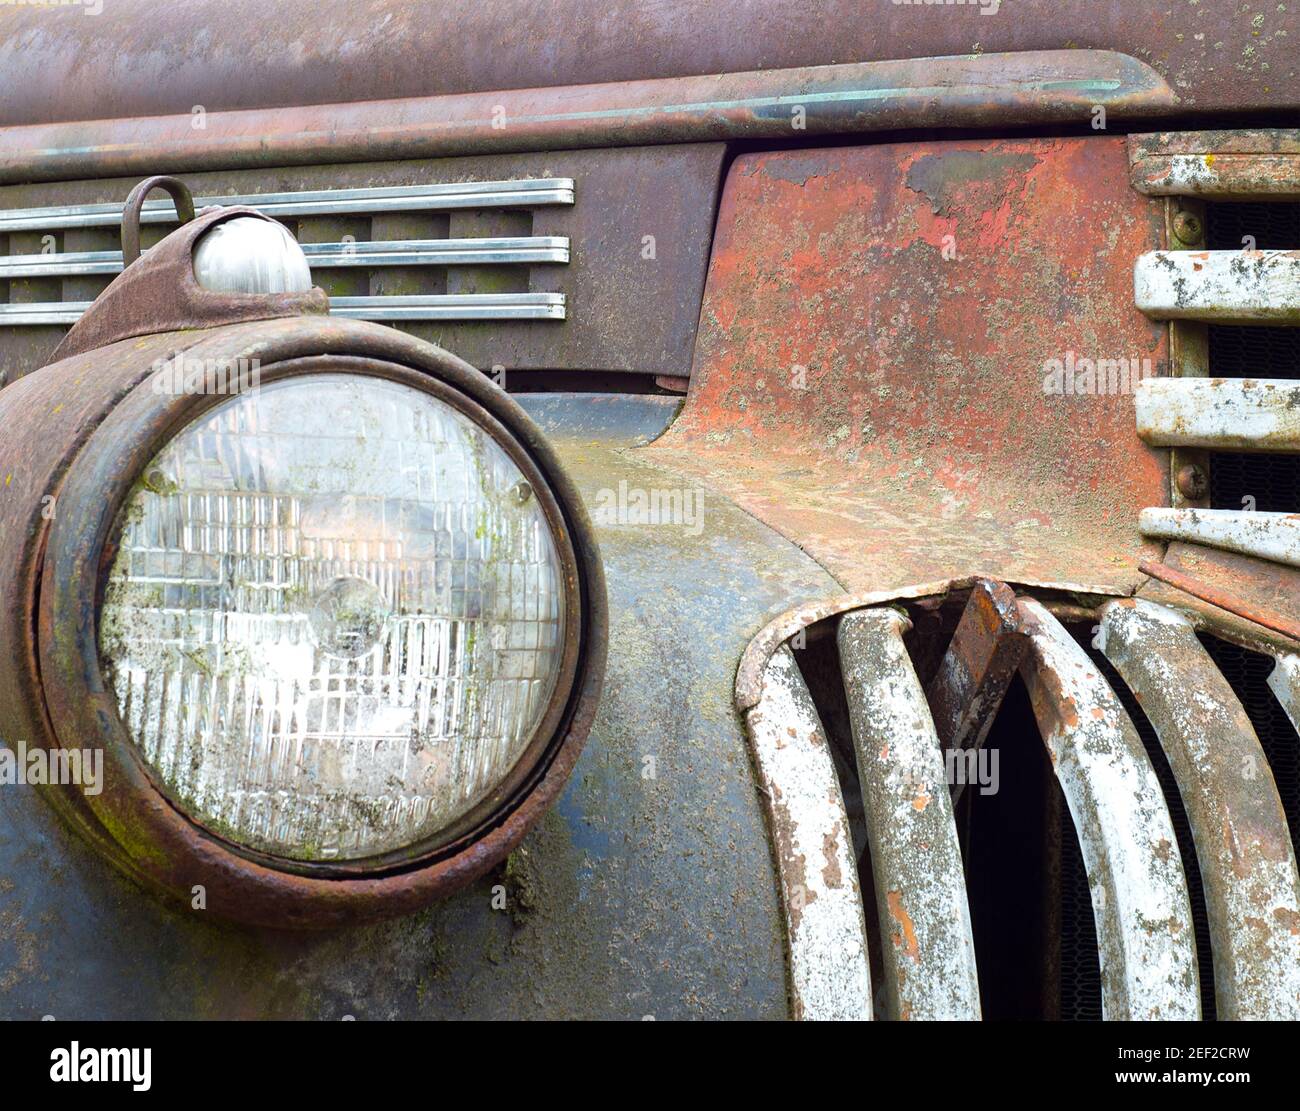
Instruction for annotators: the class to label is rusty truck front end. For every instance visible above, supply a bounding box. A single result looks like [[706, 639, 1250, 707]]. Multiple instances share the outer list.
[[0, 1, 1298, 1033]]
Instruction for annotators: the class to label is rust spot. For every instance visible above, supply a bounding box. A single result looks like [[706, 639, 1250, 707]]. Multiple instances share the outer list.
[[886, 890, 920, 962], [1275, 906, 1300, 936], [822, 827, 843, 889]]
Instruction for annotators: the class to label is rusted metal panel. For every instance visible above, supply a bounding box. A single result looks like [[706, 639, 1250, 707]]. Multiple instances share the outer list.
[[0, 50, 1175, 184], [924, 579, 1028, 800], [1136, 377, 1300, 452], [1130, 131, 1300, 199], [1099, 599, 1300, 1020], [1134, 250, 1300, 323], [744, 645, 874, 1021], [6, 0, 1295, 128], [643, 137, 1168, 595], [0, 145, 725, 382], [1138, 544, 1300, 655], [837, 608, 981, 1021], [1018, 599, 1199, 1020], [1141, 508, 1300, 570]]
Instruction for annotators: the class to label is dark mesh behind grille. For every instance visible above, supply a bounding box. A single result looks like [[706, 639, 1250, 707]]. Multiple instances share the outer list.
[[1205, 202, 1300, 251], [1204, 202, 1300, 514], [1209, 453, 1300, 514], [1057, 802, 1104, 1021]]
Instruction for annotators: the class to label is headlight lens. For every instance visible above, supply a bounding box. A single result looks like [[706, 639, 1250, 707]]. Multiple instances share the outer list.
[[98, 373, 567, 862]]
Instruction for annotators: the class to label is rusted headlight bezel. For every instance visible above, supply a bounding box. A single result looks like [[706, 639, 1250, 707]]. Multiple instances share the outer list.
[[10, 317, 605, 928]]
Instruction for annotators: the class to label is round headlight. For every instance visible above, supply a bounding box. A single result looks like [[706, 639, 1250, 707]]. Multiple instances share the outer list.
[[192, 215, 313, 294], [98, 373, 567, 862], [6, 317, 604, 927]]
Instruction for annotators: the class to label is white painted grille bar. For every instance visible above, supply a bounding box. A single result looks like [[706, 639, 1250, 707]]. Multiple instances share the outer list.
[[0, 237, 570, 279], [1136, 377, 1300, 452], [1269, 654, 1300, 736], [1134, 249, 1300, 324], [838, 607, 982, 1021], [0, 293, 566, 326], [1020, 599, 1200, 1021], [0, 179, 575, 233], [744, 645, 874, 1021], [1100, 599, 1300, 1020], [1140, 507, 1300, 569]]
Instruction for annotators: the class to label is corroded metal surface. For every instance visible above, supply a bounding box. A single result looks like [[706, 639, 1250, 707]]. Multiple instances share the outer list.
[[1130, 131, 1300, 199], [8, 0, 1298, 127], [643, 137, 1168, 594], [837, 608, 981, 1021], [924, 578, 1028, 770], [1018, 599, 1199, 1020], [1139, 544, 1300, 654], [1136, 377, 1300, 452], [745, 645, 873, 1020], [0, 50, 1175, 184], [1141, 508, 1300, 570], [1269, 654, 1300, 737], [1134, 250, 1300, 324], [1099, 598, 1300, 1020]]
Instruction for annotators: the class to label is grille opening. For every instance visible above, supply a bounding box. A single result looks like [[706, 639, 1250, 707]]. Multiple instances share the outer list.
[[795, 604, 1097, 1021], [1205, 201, 1300, 252], [960, 674, 1076, 1020]]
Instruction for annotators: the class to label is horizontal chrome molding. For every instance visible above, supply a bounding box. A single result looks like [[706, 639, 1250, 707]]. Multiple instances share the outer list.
[[1136, 377, 1300, 452], [0, 180, 575, 233], [331, 293, 565, 321], [1140, 507, 1300, 569], [1134, 249, 1300, 323], [0, 292, 566, 326], [0, 51, 1175, 184], [0, 237, 570, 279]]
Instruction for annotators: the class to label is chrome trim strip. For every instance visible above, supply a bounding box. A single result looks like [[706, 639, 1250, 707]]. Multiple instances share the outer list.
[[0, 237, 570, 279], [0, 293, 567, 326], [0, 179, 576, 233], [330, 293, 565, 321], [1140, 507, 1300, 569]]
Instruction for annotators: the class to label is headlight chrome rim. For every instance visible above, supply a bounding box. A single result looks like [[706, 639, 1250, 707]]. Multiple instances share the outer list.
[[30, 319, 604, 925]]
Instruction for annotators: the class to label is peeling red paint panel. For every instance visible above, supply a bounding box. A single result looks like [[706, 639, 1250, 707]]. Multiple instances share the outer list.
[[645, 137, 1170, 594]]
